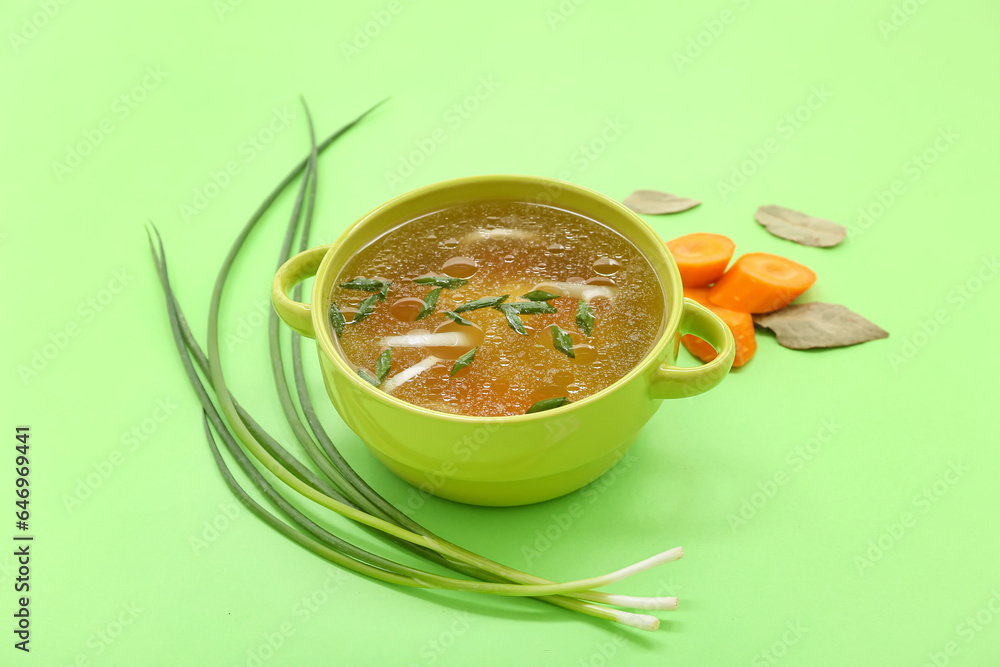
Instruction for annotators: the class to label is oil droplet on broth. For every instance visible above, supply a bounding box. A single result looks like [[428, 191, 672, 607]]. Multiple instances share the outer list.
[[390, 297, 425, 322], [551, 370, 574, 386], [593, 257, 621, 276], [428, 320, 485, 360], [586, 275, 616, 287], [547, 243, 566, 255], [503, 254, 515, 263], [441, 238, 459, 249], [572, 344, 598, 365], [442, 256, 478, 278], [528, 384, 567, 407]]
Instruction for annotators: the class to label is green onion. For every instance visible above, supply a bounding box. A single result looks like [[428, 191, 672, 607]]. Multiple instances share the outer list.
[[527, 397, 571, 413], [339, 277, 390, 302], [352, 294, 378, 324], [340, 277, 386, 292], [329, 302, 346, 337], [551, 324, 576, 358], [522, 290, 560, 301], [498, 304, 528, 335], [454, 295, 508, 312], [414, 275, 468, 289], [375, 348, 392, 384], [357, 369, 379, 386], [416, 287, 442, 320], [444, 311, 473, 326], [504, 301, 557, 315], [576, 300, 595, 336], [450, 346, 477, 376]]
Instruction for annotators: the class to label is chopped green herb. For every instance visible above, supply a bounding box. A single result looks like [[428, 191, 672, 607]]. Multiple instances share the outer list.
[[450, 346, 477, 376], [551, 324, 576, 358], [340, 277, 387, 292], [576, 300, 595, 336], [357, 368, 379, 386], [413, 275, 469, 289], [375, 348, 392, 384], [505, 301, 557, 315], [444, 311, 474, 326], [498, 304, 528, 335], [526, 396, 570, 413], [416, 288, 442, 320], [329, 302, 346, 337], [521, 290, 561, 302], [454, 295, 509, 312], [352, 294, 379, 324], [378, 280, 391, 302]]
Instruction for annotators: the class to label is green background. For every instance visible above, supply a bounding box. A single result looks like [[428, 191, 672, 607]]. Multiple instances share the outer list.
[[3, 0, 999, 664]]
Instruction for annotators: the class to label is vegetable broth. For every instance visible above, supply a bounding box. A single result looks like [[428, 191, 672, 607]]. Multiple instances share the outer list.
[[330, 200, 664, 417]]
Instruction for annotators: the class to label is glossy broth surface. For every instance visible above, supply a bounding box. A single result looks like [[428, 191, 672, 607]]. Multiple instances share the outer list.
[[330, 200, 664, 417]]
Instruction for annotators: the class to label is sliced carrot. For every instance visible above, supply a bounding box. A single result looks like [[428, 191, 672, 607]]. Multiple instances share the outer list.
[[682, 287, 756, 367], [666, 233, 736, 287], [708, 253, 816, 313], [683, 286, 713, 303], [681, 334, 719, 363]]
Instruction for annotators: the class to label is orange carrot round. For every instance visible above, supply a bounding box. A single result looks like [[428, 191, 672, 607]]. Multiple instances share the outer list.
[[708, 253, 816, 313], [667, 233, 736, 287], [681, 334, 718, 362], [683, 287, 756, 367]]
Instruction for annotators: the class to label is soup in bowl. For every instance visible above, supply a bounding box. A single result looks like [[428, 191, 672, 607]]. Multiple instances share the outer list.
[[272, 176, 734, 505]]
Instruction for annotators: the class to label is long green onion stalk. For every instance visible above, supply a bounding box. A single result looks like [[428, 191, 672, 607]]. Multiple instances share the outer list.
[[148, 100, 681, 631]]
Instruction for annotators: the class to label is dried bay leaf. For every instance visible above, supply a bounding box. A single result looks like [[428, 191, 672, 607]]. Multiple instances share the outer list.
[[753, 302, 888, 350], [755, 205, 846, 247], [623, 189, 701, 215]]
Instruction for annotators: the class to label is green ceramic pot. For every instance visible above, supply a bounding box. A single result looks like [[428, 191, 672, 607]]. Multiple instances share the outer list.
[[272, 175, 734, 506]]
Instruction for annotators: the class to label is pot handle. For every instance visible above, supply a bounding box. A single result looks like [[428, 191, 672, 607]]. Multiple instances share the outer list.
[[271, 245, 333, 339], [652, 298, 736, 399]]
